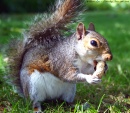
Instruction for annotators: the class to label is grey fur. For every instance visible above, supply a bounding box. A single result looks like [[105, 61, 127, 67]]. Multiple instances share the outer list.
[[8, 0, 86, 97], [7, 0, 112, 111]]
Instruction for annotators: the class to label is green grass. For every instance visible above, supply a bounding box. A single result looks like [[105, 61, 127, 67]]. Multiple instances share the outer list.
[[0, 11, 130, 113]]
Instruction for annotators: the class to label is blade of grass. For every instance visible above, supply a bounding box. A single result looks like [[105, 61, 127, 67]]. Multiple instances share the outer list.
[[97, 94, 105, 112]]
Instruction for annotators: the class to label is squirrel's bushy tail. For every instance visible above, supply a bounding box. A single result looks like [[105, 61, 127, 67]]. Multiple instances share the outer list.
[[7, 39, 26, 96], [26, 0, 85, 48], [8, 0, 85, 95]]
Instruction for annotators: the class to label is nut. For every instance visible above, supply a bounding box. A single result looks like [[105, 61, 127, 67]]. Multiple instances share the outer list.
[[93, 61, 105, 78]]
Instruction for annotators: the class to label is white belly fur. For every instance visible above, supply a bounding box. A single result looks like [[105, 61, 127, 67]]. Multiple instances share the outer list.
[[29, 70, 76, 103]]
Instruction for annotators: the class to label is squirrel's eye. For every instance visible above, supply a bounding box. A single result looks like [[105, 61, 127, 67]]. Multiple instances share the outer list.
[[90, 40, 98, 47]]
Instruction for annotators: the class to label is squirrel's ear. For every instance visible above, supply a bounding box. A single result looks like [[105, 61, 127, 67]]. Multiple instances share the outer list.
[[88, 22, 95, 31], [76, 22, 87, 40]]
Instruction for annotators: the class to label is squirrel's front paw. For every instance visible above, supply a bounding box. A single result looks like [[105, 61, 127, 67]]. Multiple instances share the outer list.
[[85, 75, 101, 84]]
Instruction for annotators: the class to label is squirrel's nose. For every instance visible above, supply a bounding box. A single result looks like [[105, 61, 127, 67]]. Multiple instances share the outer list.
[[102, 53, 112, 61]]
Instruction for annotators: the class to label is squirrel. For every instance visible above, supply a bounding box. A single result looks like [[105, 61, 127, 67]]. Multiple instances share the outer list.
[[7, 0, 112, 112]]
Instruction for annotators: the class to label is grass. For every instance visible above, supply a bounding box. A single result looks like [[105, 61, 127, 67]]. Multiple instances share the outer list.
[[0, 11, 130, 113]]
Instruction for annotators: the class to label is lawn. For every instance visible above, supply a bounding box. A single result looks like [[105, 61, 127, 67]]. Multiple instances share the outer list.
[[0, 11, 130, 113]]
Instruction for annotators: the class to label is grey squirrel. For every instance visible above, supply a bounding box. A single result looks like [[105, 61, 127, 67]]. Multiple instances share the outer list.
[[8, 0, 112, 112]]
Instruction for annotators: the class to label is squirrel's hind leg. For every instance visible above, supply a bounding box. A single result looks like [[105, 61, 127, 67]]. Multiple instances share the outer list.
[[33, 101, 42, 113], [20, 69, 45, 112]]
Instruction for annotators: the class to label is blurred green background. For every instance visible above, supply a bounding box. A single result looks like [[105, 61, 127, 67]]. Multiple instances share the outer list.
[[0, 0, 130, 13]]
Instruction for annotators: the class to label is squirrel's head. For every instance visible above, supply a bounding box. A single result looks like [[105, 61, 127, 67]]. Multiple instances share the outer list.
[[76, 22, 112, 65]]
